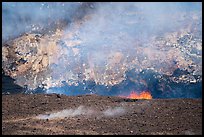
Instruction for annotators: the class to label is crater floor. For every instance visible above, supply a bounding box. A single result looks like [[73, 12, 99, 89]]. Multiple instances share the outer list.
[[2, 94, 202, 135]]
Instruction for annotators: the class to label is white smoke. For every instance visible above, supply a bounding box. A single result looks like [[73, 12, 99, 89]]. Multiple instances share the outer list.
[[2, 2, 85, 43], [102, 107, 126, 117], [36, 106, 126, 120], [36, 105, 94, 120], [2, 2, 202, 97]]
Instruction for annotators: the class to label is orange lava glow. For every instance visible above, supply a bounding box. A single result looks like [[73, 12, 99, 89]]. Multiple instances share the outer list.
[[120, 91, 152, 99]]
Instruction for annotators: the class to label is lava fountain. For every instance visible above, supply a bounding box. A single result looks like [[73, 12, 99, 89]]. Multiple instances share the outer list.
[[119, 91, 152, 99]]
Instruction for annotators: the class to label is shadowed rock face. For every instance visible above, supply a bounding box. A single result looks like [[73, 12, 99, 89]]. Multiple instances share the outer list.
[[2, 2, 202, 98], [2, 69, 25, 94]]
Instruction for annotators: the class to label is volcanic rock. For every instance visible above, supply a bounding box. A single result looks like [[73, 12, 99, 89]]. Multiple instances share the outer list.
[[2, 94, 202, 135]]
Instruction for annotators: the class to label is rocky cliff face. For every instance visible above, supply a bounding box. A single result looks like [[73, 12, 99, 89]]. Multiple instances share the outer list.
[[2, 3, 202, 97], [2, 25, 202, 97]]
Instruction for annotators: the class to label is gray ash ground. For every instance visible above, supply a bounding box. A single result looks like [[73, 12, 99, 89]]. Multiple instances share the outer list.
[[2, 94, 202, 135]]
